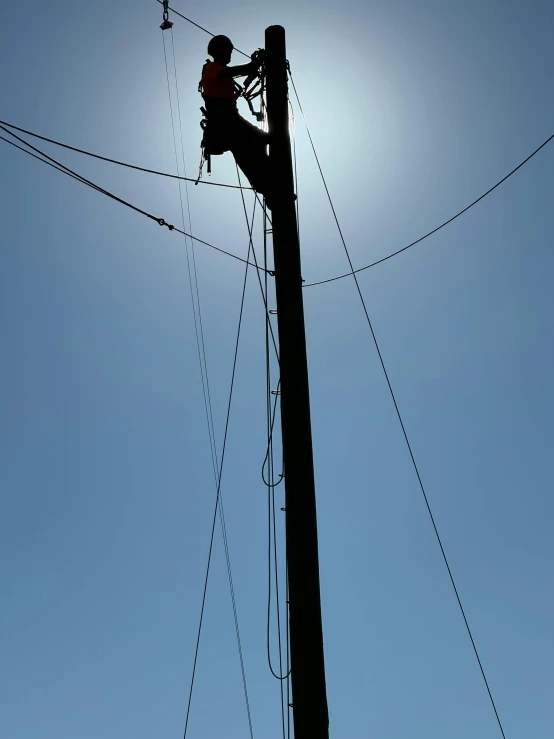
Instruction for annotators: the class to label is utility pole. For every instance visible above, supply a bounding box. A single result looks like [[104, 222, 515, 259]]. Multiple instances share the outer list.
[[265, 25, 329, 739]]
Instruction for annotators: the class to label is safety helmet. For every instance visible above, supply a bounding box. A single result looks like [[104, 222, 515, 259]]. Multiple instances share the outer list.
[[208, 35, 233, 57]]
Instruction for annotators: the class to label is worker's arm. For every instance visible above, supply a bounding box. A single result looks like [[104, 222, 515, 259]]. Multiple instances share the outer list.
[[217, 61, 257, 80]]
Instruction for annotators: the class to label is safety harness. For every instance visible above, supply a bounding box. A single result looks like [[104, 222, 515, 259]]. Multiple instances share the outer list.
[[196, 50, 266, 181]]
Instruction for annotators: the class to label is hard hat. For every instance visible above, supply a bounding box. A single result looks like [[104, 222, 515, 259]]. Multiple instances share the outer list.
[[208, 35, 233, 56]]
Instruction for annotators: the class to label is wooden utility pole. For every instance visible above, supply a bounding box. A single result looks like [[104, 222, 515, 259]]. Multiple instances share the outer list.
[[265, 25, 329, 739]]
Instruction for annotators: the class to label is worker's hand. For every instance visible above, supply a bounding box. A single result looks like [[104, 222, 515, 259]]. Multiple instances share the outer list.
[[250, 49, 265, 69]]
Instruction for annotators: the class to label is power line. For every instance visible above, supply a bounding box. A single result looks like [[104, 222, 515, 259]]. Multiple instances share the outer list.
[[1, 134, 107, 193], [0, 128, 269, 273], [299, 122, 554, 287], [4, 98, 547, 288], [290, 70, 508, 739], [0, 118, 253, 191], [155, 0, 250, 58], [6, 35, 547, 285], [1, 124, 168, 225]]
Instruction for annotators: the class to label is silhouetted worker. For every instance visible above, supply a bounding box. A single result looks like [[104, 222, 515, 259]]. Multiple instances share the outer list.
[[200, 35, 273, 204]]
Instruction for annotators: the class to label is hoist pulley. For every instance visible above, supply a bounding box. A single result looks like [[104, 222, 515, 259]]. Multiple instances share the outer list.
[[160, 0, 173, 31]]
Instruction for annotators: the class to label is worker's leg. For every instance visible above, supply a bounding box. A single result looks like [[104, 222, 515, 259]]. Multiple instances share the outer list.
[[229, 116, 272, 197]]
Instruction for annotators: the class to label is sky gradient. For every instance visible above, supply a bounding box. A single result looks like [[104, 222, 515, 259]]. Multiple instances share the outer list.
[[1, 1, 554, 737]]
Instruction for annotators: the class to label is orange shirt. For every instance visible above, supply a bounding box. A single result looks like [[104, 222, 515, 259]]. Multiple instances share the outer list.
[[202, 62, 235, 99]]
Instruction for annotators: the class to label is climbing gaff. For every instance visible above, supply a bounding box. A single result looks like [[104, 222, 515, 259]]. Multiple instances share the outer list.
[[160, 0, 173, 31]]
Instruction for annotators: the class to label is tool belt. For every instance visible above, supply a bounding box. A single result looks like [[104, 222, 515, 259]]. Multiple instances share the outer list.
[[200, 99, 240, 155]]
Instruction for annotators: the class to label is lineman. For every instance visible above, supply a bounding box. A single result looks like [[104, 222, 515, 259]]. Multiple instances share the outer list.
[[200, 34, 273, 204]]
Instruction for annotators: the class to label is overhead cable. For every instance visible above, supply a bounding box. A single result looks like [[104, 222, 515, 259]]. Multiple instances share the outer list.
[[297, 99, 554, 287], [163, 31, 255, 732], [0, 118, 253, 191], [0, 129, 269, 274]]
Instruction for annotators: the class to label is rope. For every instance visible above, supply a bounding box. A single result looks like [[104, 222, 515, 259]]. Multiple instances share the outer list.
[[269, 469, 288, 739], [164, 28, 219, 478], [163, 28, 220, 477], [0, 129, 269, 273], [234, 167, 280, 362], [182, 199, 258, 739], [0, 118, 253, 191], [262, 255, 286, 685], [233, 121, 287, 713], [289, 69, 508, 739], [259, 181, 283, 489], [167, 27, 220, 483], [163, 33, 257, 738], [234, 157, 287, 736], [261, 385, 283, 490], [286, 570, 291, 739]]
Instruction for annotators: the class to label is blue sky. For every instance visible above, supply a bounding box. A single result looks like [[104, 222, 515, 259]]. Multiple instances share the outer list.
[[1, 1, 553, 737]]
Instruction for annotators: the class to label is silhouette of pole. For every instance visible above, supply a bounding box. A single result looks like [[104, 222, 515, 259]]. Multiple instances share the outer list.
[[265, 24, 329, 739]]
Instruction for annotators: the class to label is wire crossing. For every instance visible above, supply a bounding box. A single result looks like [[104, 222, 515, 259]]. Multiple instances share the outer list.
[[0, 118, 253, 190], [289, 70, 508, 738], [299, 116, 554, 287], [181, 198, 258, 739], [5, 107, 547, 288], [163, 30, 259, 738], [0, 129, 269, 273], [153, 4, 554, 289], [235, 164, 289, 738]]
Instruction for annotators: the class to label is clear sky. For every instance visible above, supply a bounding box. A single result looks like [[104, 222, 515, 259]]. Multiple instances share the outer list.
[[1, 1, 553, 737]]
